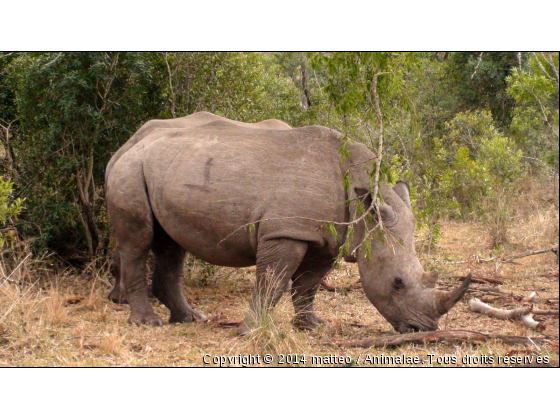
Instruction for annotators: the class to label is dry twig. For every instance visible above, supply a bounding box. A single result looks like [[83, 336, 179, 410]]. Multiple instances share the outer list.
[[319, 280, 361, 293], [326, 330, 547, 349], [451, 274, 504, 285], [453, 247, 556, 265], [521, 292, 537, 303], [532, 309, 559, 316]]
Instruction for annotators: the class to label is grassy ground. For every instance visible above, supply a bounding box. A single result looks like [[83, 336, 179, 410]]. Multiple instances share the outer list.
[[1, 183, 558, 367]]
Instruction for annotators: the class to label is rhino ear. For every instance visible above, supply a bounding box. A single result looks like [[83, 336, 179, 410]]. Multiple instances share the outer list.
[[354, 188, 372, 210], [392, 181, 411, 209], [355, 187, 398, 225]]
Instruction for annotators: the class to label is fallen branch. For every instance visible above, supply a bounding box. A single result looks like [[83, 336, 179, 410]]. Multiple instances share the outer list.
[[520, 313, 545, 331], [450, 275, 504, 285], [521, 292, 537, 303], [320, 280, 361, 293], [532, 309, 559, 316], [468, 285, 502, 293], [487, 248, 556, 263], [462, 285, 522, 301], [504, 248, 558, 261], [468, 299, 531, 320], [326, 330, 547, 349], [209, 314, 242, 328], [216, 321, 241, 328], [452, 247, 556, 264]]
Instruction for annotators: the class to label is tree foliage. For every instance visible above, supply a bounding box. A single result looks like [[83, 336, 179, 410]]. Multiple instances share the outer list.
[[506, 52, 559, 169], [0, 51, 557, 261]]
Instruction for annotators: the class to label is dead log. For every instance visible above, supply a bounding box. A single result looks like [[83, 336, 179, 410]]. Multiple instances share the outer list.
[[468, 299, 531, 320], [326, 330, 547, 349], [520, 313, 545, 331]]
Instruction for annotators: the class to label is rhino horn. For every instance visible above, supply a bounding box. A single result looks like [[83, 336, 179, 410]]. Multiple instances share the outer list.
[[434, 273, 471, 315], [421, 270, 439, 288]]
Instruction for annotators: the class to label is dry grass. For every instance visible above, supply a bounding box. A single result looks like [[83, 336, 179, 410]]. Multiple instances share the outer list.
[[1, 178, 558, 367]]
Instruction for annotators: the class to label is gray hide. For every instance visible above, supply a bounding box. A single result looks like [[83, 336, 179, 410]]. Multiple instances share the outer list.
[[106, 112, 469, 333]]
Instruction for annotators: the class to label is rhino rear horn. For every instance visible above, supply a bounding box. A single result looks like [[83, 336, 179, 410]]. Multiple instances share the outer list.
[[422, 270, 439, 288]]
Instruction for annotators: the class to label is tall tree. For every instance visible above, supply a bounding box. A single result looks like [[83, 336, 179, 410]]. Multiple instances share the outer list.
[[446, 52, 519, 128]]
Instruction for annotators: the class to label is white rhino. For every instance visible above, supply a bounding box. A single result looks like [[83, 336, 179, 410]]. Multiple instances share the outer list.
[[106, 112, 469, 333]]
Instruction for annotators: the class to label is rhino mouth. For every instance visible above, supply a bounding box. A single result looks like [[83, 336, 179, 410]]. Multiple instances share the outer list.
[[395, 321, 438, 334], [395, 323, 419, 334]]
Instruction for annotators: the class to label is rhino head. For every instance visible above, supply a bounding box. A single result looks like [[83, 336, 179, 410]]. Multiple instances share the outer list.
[[352, 181, 470, 333]]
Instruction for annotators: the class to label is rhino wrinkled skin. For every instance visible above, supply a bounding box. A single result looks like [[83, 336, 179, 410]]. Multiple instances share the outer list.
[[106, 112, 469, 333]]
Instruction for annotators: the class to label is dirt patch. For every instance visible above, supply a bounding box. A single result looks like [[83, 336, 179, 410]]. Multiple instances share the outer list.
[[1, 215, 558, 366]]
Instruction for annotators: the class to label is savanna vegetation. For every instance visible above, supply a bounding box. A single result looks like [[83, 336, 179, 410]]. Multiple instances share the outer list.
[[0, 52, 558, 366]]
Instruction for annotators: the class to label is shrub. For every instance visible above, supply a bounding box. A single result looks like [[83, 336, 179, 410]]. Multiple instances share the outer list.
[[0, 177, 24, 248]]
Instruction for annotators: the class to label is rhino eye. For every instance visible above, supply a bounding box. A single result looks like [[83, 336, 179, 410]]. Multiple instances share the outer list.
[[393, 278, 405, 289]]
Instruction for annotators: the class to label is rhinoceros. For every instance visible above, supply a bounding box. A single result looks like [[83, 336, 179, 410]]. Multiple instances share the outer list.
[[106, 112, 470, 333], [106, 112, 291, 304]]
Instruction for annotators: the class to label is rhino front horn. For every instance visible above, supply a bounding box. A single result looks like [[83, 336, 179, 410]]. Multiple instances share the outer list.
[[435, 273, 471, 315]]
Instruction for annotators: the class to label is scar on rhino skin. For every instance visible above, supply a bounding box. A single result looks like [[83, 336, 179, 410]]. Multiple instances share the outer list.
[[204, 157, 213, 185], [184, 157, 213, 192]]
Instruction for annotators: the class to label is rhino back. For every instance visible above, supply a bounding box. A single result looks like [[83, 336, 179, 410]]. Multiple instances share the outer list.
[[106, 112, 292, 185], [139, 121, 347, 264]]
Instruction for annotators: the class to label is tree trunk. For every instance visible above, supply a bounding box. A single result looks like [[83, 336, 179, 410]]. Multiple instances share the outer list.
[[76, 152, 99, 256], [301, 68, 312, 108]]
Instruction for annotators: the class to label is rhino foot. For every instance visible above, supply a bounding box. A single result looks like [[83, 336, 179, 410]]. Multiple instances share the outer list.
[[292, 313, 327, 331], [169, 310, 207, 324], [108, 290, 129, 305], [129, 311, 164, 327], [107, 283, 128, 305]]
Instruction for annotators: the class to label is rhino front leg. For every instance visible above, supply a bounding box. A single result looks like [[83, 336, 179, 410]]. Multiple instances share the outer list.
[[239, 238, 308, 335], [291, 262, 333, 330]]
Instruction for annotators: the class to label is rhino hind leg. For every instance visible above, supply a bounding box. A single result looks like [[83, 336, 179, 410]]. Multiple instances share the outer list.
[[239, 238, 308, 335], [107, 249, 129, 304], [107, 168, 163, 327], [119, 246, 163, 327], [291, 261, 333, 330], [151, 221, 206, 324]]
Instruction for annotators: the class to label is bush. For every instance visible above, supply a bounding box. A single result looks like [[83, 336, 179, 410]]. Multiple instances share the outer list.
[[0, 177, 24, 248]]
